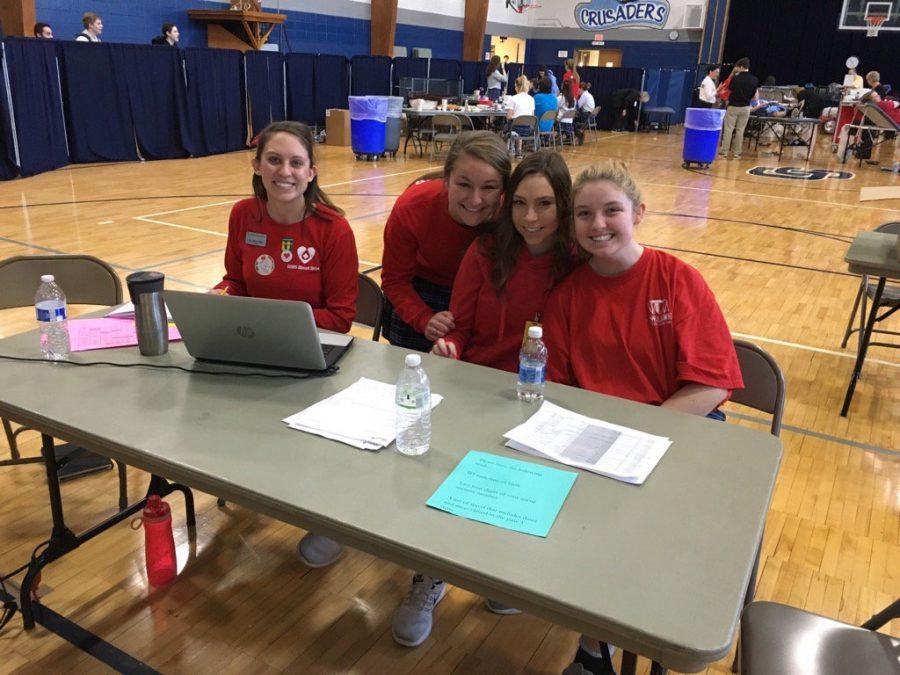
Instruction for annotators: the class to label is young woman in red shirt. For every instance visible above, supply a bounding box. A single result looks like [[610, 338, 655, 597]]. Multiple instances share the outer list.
[[212, 121, 358, 333], [562, 58, 581, 99], [432, 150, 577, 373], [380, 131, 511, 353], [545, 160, 744, 674]]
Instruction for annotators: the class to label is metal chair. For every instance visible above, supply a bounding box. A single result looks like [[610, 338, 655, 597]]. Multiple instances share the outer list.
[[454, 113, 475, 131], [0, 255, 130, 509], [429, 114, 462, 162], [509, 114, 539, 155], [557, 109, 578, 149], [841, 221, 900, 353], [740, 599, 900, 674], [355, 273, 385, 341], [586, 108, 600, 141], [538, 110, 558, 149]]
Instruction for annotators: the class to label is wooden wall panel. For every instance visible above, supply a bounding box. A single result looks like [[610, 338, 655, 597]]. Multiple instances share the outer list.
[[0, 0, 36, 37], [463, 0, 489, 62], [370, 0, 398, 57]]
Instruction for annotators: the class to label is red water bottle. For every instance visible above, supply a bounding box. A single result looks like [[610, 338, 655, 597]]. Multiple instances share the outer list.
[[142, 495, 177, 587]]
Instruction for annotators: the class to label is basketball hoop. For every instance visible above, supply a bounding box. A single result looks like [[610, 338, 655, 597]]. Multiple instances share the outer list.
[[507, 0, 541, 13], [865, 14, 886, 36]]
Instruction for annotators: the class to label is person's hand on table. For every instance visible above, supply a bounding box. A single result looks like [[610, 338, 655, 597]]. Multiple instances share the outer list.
[[431, 338, 458, 359], [207, 287, 229, 295], [424, 311, 454, 342]]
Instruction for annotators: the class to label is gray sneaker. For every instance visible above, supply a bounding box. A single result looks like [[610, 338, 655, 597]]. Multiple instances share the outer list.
[[484, 598, 522, 615], [297, 533, 344, 568], [391, 574, 448, 647]]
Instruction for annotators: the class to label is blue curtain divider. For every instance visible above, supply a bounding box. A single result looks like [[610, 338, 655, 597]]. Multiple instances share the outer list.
[[428, 58, 461, 82], [392, 57, 428, 92], [578, 66, 645, 130], [286, 53, 316, 125], [314, 54, 349, 125], [350, 55, 392, 96], [109, 44, 190, 160], [245, 51, 286, 137], [3, 38, 69, 176], [461, 61, 484, 96], [57, 42, 139, 163], [182, 47, 246, 157], [645, 68, 697, 124]]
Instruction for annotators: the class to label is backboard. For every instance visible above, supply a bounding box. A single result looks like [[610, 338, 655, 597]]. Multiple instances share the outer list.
[[838, 0, 899, 31]]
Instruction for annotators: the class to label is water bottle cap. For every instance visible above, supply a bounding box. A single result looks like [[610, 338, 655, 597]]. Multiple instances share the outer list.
[[143, 494, 170, 518], [528, 325, 543, 339], [405, 354, 421, 367], [41, 274, 54, 283]]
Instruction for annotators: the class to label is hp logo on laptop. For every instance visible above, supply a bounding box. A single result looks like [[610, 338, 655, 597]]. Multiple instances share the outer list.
[[236, 325, 255, 339]]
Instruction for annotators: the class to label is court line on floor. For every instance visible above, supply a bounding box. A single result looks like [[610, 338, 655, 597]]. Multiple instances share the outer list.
[[726, 411, 899, 457], [731, 331, 899, 369]]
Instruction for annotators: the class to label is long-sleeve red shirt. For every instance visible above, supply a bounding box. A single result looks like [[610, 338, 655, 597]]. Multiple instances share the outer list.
[[381, 179, 480, 334], [213, 197, 358, 333], [443, 240, 558, 373]]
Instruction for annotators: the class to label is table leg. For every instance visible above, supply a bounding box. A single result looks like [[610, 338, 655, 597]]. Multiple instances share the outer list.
[[19, 434, 197, 629], [841, 276, 886, 416]]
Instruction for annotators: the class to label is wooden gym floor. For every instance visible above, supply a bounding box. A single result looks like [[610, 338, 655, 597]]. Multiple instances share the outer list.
[[0, 128, 898, 673]]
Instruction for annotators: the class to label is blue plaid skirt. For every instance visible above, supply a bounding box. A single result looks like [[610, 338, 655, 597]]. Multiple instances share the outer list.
[[384, 277, 452, 353]]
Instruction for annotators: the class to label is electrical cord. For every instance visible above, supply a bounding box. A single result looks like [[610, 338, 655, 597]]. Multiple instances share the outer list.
[[0, 354, 338, 379]]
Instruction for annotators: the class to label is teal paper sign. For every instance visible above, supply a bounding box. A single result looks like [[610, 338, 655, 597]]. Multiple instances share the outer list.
[[426, 450, 577, 537]]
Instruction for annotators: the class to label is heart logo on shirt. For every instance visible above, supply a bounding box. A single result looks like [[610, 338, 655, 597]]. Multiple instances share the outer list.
[[297, 246, 316, 264]]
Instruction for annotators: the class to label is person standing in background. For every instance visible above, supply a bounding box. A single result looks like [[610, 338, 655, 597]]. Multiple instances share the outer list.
[[33, 22, 53, 38], [698, 65, 719, 108], [486, 55, 508, 102], [151, 23, 180, 46], [75, 12, 102, 41], [719, 58, 758, 159]]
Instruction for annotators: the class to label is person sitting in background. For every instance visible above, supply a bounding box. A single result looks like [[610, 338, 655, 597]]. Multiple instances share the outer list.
[[557, 80, 578, 143], [151, 23, 179, 46], [506, 75, 537, 157], [865, 71, 888, 98], [795, 84, 825, 119], [33, 22, 53, 38], [539, 65, 559, 95], [575, 82, 595, 144], [75, 12, 103, 41], [842, 67, 864, 91], [533, 77, 559, 135], [860, 90, 900, 124], [698, 65, 719, 108]]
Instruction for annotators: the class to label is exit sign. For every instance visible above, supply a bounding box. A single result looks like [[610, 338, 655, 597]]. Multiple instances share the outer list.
[[594, 33, 604, 41]]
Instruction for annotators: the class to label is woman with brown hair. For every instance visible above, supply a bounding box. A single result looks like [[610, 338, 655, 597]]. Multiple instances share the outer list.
[[211, 121, 358, 333], [563, 58, 581, 99], [380, 131, 511, 352], [485, 54, 508, 101], [432, 150, 577, 372]]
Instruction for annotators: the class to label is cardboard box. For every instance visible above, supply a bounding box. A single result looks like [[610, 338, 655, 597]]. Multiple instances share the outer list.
[[325, 109, 351, 146]]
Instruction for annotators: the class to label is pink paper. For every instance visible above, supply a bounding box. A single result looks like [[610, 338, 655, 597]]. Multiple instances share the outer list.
[[68, 318, 182, 352]]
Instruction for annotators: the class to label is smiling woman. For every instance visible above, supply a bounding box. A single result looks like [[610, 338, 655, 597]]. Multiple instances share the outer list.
[[210, 121, 359, 334]]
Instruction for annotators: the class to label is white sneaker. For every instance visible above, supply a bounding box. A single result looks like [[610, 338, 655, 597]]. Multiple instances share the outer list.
[[484, 598, 522, 615], [297, 533, 344, 568], [391, 574, 448, 647]]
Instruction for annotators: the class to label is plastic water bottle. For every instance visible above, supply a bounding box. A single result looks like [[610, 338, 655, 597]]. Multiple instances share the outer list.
[[517, 325, 547, 403], [141, 495, 177, 587], [395, 353, 431, 456], [35, 274, 70, 360]]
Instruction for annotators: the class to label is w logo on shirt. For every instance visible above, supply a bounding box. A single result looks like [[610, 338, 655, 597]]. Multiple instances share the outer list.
[[648, 299, 672, 326]]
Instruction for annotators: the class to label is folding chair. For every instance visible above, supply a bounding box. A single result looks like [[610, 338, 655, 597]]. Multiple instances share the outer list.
[[586, 109, 600, 142], [429, 114, 462, 162], [840, 221, 900, 353], [355, 273, 385, 341], [0, 254, 130, 509], [557, 109, 578, 148], [509, 114, 539, 155], [538, 110, 558, 149], [740, 599, 900, 674]]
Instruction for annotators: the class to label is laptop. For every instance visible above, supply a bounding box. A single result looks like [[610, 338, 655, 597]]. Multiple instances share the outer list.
[[165, 291, 353, 372]]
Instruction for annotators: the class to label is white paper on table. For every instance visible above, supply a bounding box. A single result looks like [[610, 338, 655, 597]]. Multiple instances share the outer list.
[[503, 401, 672, 485], [106, 302, 173, 321], [282, 377, 443, 451]]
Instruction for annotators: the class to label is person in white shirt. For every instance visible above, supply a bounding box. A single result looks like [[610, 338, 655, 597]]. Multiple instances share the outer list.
[[575, 82, 595, 144], [699, 65, 719, 108], [75, 12, 103, 42], [507, 75, 536, 157]]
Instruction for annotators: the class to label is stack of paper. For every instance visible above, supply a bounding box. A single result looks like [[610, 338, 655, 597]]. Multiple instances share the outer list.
[[504, 401, 672, 485], [106, 302, 173, 321], [68, 318, 182, 352], [282, 377, 443, 451]]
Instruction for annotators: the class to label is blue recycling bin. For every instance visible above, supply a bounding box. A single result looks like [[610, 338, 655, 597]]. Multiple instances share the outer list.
[[349, 96, 388, 159], [682, 108, 726, 168]]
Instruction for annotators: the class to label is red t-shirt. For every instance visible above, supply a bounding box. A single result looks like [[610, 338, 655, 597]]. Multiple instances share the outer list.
[[213, 197, 359, 333], [444, 240, 559, 373], [381, 179, 481, 334], [876, 99, 900, 124], [543, 248, 743, 405], [562, 70, 581, 99]]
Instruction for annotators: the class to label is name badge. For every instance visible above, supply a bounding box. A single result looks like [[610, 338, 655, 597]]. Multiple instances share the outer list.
[[245, 231, 267, 247]]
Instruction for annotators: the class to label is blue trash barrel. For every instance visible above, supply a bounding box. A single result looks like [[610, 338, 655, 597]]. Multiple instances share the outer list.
[[349, 96, 388, 156], [682, 108, 726, 166], [384, 96, 404, 155]]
